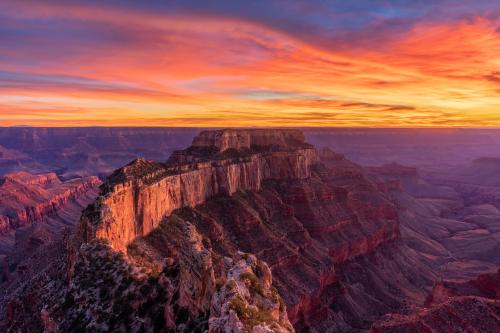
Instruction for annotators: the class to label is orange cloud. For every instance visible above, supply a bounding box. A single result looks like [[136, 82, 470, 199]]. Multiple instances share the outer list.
[[0, 2, 499, 127]]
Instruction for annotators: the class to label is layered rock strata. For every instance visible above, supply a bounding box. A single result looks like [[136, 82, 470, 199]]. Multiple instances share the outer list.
[[80, 130, 319, 252], [372, 269, 500, 332], [0, 172, 101, 236], [1, 129, 434, 333]]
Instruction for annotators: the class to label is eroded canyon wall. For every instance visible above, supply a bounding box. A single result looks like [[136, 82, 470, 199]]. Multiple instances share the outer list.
[[80, 130, 320, 251], [0, 172, 101, 236]]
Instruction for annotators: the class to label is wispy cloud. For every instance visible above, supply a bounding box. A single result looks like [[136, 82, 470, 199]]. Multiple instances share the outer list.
[[0, 0, 499, 127]]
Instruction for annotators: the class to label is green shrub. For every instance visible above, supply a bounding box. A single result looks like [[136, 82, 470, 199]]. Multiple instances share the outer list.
[[229, 296, 247, 318], [229, 295, 276, 331], [240, 272, 264, 296]]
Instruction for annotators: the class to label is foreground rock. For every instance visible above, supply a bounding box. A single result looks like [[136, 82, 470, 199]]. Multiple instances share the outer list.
[[209, 253, 294, 333]]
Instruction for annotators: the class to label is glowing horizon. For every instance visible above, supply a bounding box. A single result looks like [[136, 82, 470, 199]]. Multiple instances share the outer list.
[[1, 1, 499, 127]]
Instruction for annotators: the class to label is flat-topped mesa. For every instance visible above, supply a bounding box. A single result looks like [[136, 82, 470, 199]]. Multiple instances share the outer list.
[[80, 129, 319, 252], [3, 171, 60, 187], [192, 128, 309, 152], [168, 129, 313, 164]]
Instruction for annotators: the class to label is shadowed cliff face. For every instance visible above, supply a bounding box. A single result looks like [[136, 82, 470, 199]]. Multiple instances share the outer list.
[[368, 161, 500, 280], [372, 269, 500, 333], [366, 161, 500, 332]]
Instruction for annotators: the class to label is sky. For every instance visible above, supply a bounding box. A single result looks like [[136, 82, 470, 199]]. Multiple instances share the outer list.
[[0, 0, 499, 127]]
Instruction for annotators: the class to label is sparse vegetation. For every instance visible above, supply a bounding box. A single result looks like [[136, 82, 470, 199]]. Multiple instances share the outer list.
[[229, 295, 276, 332], [57, 241, 174, 332], [240, 271, 265, 296], [51, 239, 215, 333]]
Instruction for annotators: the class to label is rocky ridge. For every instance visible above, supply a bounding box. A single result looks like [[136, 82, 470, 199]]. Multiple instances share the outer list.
[[372, 269, 500, 332], [80, 129, 319, 252], [0, 171, 101, 237], [209, 252, 294, 333]]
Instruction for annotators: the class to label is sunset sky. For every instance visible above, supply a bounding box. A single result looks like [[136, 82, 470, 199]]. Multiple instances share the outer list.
[[0, 0, 499, 127]]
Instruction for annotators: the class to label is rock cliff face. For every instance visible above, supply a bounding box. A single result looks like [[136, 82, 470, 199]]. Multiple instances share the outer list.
[[0, 172, 101, 237], [80, 130, 319, 252]]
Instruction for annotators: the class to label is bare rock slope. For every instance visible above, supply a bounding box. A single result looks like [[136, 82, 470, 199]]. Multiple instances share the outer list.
[[372, 269, 500, 333]]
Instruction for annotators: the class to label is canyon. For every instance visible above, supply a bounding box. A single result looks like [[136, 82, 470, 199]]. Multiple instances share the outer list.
[[0, 172, 100, 236], [0, 170, 101, 291], [372, 269, 500, 332], [0, 127, 197, 179], [0, 128, 498, 332]]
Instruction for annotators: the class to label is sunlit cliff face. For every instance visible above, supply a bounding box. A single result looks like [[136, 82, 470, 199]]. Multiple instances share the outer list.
[[0, 0, 499, 127]]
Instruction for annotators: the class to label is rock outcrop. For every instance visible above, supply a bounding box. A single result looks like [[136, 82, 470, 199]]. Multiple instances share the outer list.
[[192, 129, 309, 153], [209, 253, 294, 333], [80, 129, 319, 252]]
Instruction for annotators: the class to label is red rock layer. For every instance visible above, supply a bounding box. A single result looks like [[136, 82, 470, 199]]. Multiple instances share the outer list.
[[0, 172, 101, 235], [80, 139, 319, 251], [371, 296, 500, 333], [372, 269, 500, 333]]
